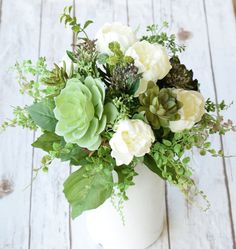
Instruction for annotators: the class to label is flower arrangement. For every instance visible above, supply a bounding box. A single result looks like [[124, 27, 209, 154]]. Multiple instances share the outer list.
[[1, 6, 235, 219]]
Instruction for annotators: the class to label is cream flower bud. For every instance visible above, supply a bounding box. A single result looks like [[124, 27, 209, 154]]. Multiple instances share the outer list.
[[95, 22, 137, 55], [169, 89, 205, 132], [109, 119, 155, 166], [125, 40, 172, 96]]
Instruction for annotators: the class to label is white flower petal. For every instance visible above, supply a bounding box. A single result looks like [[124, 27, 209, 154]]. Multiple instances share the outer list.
[[169, 89, 205, 132], [95, 22, 137, 54], [109, 119, 155, 166], [126, 41, 172, 96]]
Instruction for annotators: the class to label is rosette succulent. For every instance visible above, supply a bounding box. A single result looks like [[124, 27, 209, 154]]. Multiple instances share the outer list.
[[139, 82, 182, 129], [158, 56, 199, 91], [54, 76, 112, 151]]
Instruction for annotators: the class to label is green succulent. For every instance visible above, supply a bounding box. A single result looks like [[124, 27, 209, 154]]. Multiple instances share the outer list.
[[158, 56, 199, 91], [54, 77, 116, 151], [139, 82, 182, 129], [43, 62, 74, 86]]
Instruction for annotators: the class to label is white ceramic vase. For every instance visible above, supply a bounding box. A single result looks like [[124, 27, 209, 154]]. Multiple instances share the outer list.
[[85, 163, 165, 249]]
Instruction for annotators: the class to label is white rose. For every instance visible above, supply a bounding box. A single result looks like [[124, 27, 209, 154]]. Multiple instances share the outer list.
[[95, 22, 137, 54], [109, 119, 155, 166], [169, 89, 205, 132], [125, 40, 172, 96]]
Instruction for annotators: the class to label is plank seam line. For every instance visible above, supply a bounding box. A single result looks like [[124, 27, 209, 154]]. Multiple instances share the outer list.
[[151, 0, 155, 24], [68, 1, 76, 248], [126, 0, 129, 26], [203, 1, 236, 248], [28, 0, 44, 248], [0, 0, 2, 26]]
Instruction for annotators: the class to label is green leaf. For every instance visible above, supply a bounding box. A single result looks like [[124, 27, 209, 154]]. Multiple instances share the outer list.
[[129, 79, 140, 95], [72, 25, 81, 33], [174, 144, 181, 154], [115, 165, 137, 184], [83, 20, 93, 29], [143, 154, 164, 180], [27, 99, 57, 132], [182, 156, 190, 164], [64, 166, 113, 219], [97, 53, 109, 65], [162, 139, 172, 147], [32, 131, 63, 152], [66, 50, 77, 63], [108, 42, 122, 55], [60, 145, 88, 166]]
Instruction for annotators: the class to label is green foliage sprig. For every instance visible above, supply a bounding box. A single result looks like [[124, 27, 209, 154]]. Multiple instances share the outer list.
[[0, 106, 37, 132], [14, 57, 49, 101], [60, 6, 93, 40], [112, 94, 139, 121], [141, 22, 185, 55], [67, 39, 99, 78]]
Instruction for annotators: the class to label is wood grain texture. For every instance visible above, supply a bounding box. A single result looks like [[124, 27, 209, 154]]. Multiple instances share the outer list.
[[0, 1, 41, 248], [0, 0, 236, 248], [28, 1, 73, 249], [203, 0, 236, 246], [159, 1, 235, 249]]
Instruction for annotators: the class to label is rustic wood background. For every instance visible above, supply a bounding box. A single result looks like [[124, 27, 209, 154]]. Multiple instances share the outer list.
[[0, 0, 236, 248]]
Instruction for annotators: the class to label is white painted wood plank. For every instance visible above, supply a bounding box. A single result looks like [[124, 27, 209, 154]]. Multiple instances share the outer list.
[[75, 0, 113, 38], [159, 0, 234, 248], [28, 1, 73, 249], [127, 1, 170, 248], [204, 0, 236, 246], [0, 1, 41, 248]]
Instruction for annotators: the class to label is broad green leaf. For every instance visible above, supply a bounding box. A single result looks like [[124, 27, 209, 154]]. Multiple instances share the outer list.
[[32, 131, 62, 152], [143, 154, 164, 180], [27, 99, 57, 132], [64, 166, 113, 219]]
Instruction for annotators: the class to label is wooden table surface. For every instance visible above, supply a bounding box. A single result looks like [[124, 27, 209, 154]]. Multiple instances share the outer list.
[[0, 0, 236, 248]]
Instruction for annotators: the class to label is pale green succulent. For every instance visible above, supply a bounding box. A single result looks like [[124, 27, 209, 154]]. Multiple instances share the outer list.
[[54, 76, 117, 151]]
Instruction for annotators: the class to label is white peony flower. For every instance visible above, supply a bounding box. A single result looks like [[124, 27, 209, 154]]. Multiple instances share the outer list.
[[169, 89, 205, 132], [109, 119, 155, 166], [125, 40, 172, 96], [95, 22, 137, 54]]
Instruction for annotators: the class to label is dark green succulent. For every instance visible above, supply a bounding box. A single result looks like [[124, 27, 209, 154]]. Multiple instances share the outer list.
[[139, 82, 182, 129], [158, 56, 199, 91]]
